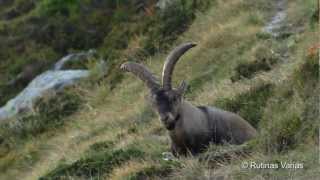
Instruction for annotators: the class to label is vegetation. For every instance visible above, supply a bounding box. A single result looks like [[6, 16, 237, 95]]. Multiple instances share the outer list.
[[0, 0, 318, 179], [215, 82, 274, 128], [40, 147, 145, 179]]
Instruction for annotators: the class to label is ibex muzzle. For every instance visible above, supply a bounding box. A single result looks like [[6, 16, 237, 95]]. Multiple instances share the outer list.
[[121, 42, 257, 156]]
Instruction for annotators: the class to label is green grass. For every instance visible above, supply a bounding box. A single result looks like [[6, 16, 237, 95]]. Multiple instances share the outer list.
[[0, 88, 83, 140], [40, 147, 145, 180], [0, 0, 318, 179], [215, 83, 274, 128]]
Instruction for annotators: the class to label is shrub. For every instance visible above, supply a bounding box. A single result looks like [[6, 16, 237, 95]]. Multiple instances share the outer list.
[[259, 54, 319, 152], [256, 32, 272, 40], [293, 52, 319, 143], [258, 87, 303, 152], [38, 0, 80, 16], [0, 88, 83, 140]]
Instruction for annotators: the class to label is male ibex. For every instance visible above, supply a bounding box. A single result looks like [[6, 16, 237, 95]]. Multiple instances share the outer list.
[[121, 43, 257, 156]]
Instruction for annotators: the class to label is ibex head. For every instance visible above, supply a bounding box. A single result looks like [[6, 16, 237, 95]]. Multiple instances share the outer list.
[[121, 43, 196, 130]]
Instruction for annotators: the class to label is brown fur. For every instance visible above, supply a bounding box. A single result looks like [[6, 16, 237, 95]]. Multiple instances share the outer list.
[[121, 42, 257, 156]]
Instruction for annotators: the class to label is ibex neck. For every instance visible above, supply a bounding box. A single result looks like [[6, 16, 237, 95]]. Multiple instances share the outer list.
[[175, 100, 208, 131]]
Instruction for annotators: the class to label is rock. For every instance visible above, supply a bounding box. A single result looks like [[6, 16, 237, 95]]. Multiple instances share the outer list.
[[7, 49, 97, 88], [0, 70, 90, 120], [155, 0, 178, 10], [0, 50, 106, 121], [53, 49, 97, 70], [262, 0, 287, 37], [162, 152, 176, 161]]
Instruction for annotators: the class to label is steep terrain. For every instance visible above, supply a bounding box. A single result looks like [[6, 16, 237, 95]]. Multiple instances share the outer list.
[[0, 0, 319, 179]]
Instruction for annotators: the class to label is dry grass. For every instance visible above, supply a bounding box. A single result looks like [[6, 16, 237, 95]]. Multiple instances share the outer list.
[[0, 0, 318, 179]]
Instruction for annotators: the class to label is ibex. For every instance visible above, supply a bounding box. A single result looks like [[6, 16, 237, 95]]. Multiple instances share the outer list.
[[121, 43, 257, 156]]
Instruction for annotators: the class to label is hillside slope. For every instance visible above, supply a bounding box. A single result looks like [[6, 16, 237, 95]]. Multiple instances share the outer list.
[[0, 0, 319, 179]]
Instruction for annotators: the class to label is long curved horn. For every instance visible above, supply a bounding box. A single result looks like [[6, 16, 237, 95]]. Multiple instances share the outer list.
[[121, 62, 160, 90], [162, 42, 197, 90]]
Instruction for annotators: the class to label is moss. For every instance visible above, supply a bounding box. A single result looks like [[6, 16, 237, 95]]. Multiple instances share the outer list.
[[215, 83, 274, 127], [40, 147, 145, 180]]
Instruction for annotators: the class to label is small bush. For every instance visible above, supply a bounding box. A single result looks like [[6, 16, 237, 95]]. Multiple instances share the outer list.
[[38, 0, 80, 16], [32, 88, 82, 122], [258, 89, 303, 152]]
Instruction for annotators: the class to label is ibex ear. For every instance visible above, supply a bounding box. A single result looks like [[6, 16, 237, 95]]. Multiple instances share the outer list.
[[177, 80, 188, 95]]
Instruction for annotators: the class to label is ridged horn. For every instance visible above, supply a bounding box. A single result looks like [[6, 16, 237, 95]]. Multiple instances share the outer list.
[[162, 42, 196, 90], [121, 62, 160, 90]]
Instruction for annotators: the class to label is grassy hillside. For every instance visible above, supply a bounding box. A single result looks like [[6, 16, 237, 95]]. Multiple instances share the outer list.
[[0, 0, 210, 105], [0, 0, 319, 179]]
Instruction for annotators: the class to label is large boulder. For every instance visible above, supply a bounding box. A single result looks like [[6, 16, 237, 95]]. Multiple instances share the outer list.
[[0, 50, 106, 121], [0, 70, 89, 120]]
